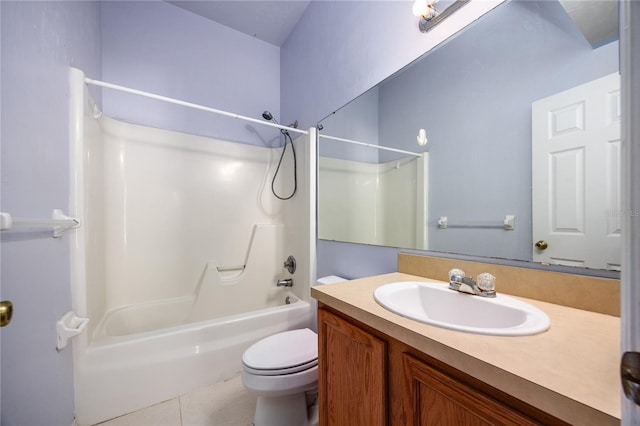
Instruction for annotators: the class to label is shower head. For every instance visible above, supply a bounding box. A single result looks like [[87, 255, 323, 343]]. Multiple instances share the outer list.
[[262, 109, 298, 200], [262, 111, 298, 132]]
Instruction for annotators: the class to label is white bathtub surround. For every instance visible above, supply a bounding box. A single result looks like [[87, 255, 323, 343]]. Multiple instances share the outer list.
[[91, 223, 293, 338], [69, 68, 317, 425], [318, 154, 428, 249], [86, 116, 299, 337]]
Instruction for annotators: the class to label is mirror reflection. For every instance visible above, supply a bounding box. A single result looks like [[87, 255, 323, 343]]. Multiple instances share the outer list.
[[318, 0, 620, 270]]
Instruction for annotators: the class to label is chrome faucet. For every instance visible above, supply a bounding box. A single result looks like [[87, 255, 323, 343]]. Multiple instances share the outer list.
[[276, 278, 293, 287], [448, 269, 496, 298]]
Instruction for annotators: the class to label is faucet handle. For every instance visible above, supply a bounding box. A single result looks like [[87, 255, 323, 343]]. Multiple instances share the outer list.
[[476, 272, 496, 291], [448, 268, 466, 282]]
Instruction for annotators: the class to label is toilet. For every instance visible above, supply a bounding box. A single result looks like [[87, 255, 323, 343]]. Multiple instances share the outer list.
[[242, 328, 318, 426], [241, 275, 347, 426]]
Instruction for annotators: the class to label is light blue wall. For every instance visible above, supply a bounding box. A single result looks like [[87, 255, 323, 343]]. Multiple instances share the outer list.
[[101, 1, 283, 146], [0, 1, 102, 425]]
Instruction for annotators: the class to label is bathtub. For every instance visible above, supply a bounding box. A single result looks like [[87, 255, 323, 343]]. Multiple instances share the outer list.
[[73, 291, 312, 426]]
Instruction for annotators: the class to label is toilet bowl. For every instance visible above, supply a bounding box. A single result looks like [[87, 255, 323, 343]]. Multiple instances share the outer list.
[[241, 328, 319, 426]]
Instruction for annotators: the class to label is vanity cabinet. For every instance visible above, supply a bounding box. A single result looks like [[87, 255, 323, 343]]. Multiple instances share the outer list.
[[318, 305, 568, 426]]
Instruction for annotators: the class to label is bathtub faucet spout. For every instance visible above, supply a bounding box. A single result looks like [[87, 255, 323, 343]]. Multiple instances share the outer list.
[[276, 278, 293, 287]]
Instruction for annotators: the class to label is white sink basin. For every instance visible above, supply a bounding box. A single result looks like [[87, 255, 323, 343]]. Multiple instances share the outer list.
[[373, 281, 550, 336]]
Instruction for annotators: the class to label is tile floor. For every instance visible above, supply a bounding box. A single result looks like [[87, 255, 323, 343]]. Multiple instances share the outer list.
[[94, 374, 256, 426]]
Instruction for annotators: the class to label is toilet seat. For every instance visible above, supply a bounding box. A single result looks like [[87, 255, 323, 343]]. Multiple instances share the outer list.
[[243, 358, 317, 376], [242, 328, 318, 376]]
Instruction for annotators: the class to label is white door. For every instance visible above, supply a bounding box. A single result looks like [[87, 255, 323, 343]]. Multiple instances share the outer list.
[[532, 73, 621, 270]]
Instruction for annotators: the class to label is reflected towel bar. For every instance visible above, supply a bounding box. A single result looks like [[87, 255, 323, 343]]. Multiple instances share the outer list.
[[438, 215, 515, 230]]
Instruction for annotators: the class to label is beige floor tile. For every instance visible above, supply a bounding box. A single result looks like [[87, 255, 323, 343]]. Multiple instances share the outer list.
[[95, 398, 182, 426], [180, 375, 256, 426]]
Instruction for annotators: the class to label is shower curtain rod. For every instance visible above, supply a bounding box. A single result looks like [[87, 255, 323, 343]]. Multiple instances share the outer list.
[[84, 77, 308, 136], [318, 134, 423, 157]]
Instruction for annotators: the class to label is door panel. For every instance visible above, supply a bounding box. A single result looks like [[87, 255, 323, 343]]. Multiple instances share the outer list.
[[532, 73, 621, 270]]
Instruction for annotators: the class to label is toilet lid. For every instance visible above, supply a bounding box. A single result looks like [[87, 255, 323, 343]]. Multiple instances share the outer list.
[[242, 328, 318, 374]]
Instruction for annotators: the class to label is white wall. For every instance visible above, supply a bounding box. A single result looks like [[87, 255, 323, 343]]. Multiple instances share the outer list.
[[0, 2, 102, 424]]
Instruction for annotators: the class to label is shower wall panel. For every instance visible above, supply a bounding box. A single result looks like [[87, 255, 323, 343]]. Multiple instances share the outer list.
[[318, 156, 420, 248], [84, 104, 107, 338], [87, 117, 286, 336], [378, 158, 418, 248], [282, 132, 317, 290]]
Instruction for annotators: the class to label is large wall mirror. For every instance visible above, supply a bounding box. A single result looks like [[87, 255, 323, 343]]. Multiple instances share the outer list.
[[318, 0, 620, 272]]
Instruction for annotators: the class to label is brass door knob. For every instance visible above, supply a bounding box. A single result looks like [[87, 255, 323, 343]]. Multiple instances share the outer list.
[[535, 240, 549, 250], [0, 300, 13, 327]]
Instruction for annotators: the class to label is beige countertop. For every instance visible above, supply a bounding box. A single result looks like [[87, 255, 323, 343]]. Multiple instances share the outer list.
[[311, 272, 621, 426]]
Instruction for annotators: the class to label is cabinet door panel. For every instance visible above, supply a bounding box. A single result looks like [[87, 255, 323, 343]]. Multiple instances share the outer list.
[[403, 353, 540, 426], [318, 308, 386, 426]]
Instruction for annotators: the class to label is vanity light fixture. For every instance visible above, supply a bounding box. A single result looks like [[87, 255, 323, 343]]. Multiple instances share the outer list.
[[413, 0, 471, 33]]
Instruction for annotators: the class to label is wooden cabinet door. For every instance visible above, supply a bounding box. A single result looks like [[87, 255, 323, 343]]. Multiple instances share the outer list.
[[318, 308, 387, 426], [401, 353, 541, 426]]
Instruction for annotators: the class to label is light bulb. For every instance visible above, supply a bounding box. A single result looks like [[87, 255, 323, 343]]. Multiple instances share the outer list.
[[413, 0, 439, 23], [417, 128, 427, 146], [412, 0, 429, 17]]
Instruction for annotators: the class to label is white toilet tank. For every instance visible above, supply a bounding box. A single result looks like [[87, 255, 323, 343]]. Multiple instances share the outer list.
[[316, 275, 348, 286], [310, 275, 348, 332]]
